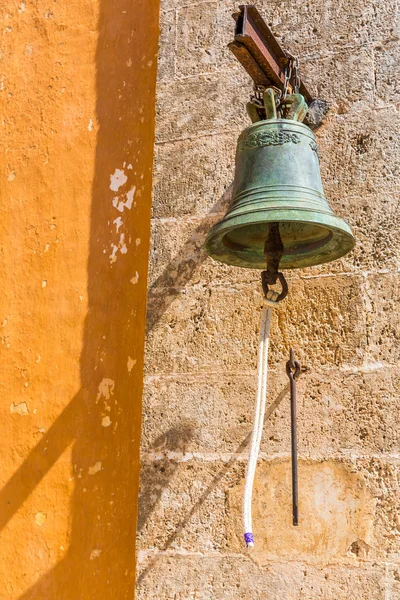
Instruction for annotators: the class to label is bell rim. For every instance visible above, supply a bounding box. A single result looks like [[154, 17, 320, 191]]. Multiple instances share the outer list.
[[205, 210, 356, 270]]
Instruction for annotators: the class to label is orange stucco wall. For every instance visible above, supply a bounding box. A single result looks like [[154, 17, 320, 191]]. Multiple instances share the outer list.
[[0, 1, 159, 597]]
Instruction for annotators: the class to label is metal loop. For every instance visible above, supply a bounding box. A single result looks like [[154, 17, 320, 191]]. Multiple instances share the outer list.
[[250, 84, 266, 107], [294, 56, 301, 93], [271, 86, 282, 103], [283, 52, 301, 98], [261, 270, 288, 303], [286, 348, 301, 380]]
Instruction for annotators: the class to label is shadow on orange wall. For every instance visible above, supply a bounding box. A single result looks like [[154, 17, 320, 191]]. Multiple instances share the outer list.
[[0, 1, 159, 597]]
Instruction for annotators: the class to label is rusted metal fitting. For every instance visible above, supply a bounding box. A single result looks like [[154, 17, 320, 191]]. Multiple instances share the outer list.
[[286, 348, 301, 380], [261, 270, 288, 303], [286, 347, 301, 526]]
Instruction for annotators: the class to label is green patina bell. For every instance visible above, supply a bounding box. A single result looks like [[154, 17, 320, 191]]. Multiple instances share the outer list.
[[205, 90, 355, 270]]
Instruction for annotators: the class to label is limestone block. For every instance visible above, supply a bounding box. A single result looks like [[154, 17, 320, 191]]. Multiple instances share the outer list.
[[157, 10, 176, 83], [300, 189, 400, 276], [164, 0, 398, 73], [374, 41, 400, 106], [141, 366, 400, 455], [227, 460, 375, 559], [137, 456, 400, 560], [388, 566, 400, 597], [147, 213, 258, 292], [155, 44, 383, 143], [338, 193, 400, 273], [152, 133, 236, 218], [141, 373, 271, 454], [356, 457, 400, 560], [246, 0, 399, 56], [317, 105, 400, 207], [160, 0, 208, 9], [176, 2, 220, 77], [137, 458, 244, 553], [137, 555, 393, 599], [175, 2, 235, 77], [145, 275, 366, 376], [302, 47, 375, 106], [364, 272, 400, 366], [158, 21, 377, 137], [155, 70, 247, 143]]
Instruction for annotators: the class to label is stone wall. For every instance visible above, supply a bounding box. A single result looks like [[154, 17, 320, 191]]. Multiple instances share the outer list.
[[137, 1, 400, 598]]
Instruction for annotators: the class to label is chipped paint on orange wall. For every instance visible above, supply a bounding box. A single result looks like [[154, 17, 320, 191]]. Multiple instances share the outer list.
[[0, 0, 159, 597]]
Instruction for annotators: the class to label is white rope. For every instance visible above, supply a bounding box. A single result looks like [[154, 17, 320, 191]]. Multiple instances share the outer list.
[[243, 296, 277, 549]]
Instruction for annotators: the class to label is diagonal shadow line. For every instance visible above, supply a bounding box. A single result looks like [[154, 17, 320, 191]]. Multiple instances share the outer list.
[[0, 393, 81, 532], [146, 185, 232, 333], [0, 189, 232, 537], [136, 382, 290, 588], [136, 424, 197, 535]]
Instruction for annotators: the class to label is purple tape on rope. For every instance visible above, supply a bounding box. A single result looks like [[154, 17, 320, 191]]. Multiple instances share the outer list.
[[244, 532, 254, 546]]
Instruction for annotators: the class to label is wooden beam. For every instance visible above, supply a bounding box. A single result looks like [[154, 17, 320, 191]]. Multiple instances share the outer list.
[[229, 5, 313, 104]]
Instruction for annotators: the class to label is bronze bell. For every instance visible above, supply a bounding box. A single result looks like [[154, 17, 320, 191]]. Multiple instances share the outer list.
[[205, 90, 355, 270]]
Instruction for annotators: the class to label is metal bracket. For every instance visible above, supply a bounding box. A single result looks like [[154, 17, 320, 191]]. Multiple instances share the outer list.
[[229, 5, 329, 129]]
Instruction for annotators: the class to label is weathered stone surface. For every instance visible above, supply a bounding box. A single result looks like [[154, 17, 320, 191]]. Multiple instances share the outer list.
[[148, 215, 230, 289], [155, 70, 247, 143], [374, 41, 400, 106], [364, 272, 400, 366], [137, 456, 400, 560], [140, 0, 400, 596], [301, 47, 375, 106], [339, 193, 400, 273], [141, 366, 400, 455], [175, 2, 221, 77], [146, 275, 366, 375], [175, 2, 235, 77], [147, 210, 262, 292], [356, 457, 400, 560], [137, 458, 244, 554], [157, 9, 176, 82], [137, 555, 393, 600], [228, 460, 375, 560], [152, 134, 236, 218], [318, 105, 400, 203], [155, 38, 379, 142], [170, 1, 398, 75], [249, 0, 399, 56]]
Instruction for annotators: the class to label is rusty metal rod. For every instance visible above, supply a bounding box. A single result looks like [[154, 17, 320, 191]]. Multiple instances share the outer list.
[[286, 348, 300, 526]]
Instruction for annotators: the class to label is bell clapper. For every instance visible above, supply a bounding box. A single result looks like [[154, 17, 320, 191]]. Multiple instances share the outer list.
[[261, 223, 288, 303]]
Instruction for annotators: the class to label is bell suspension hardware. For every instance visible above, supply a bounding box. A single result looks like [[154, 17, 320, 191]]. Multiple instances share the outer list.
[[228, 5, 329, 129], [204, 5, 356, 551]]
